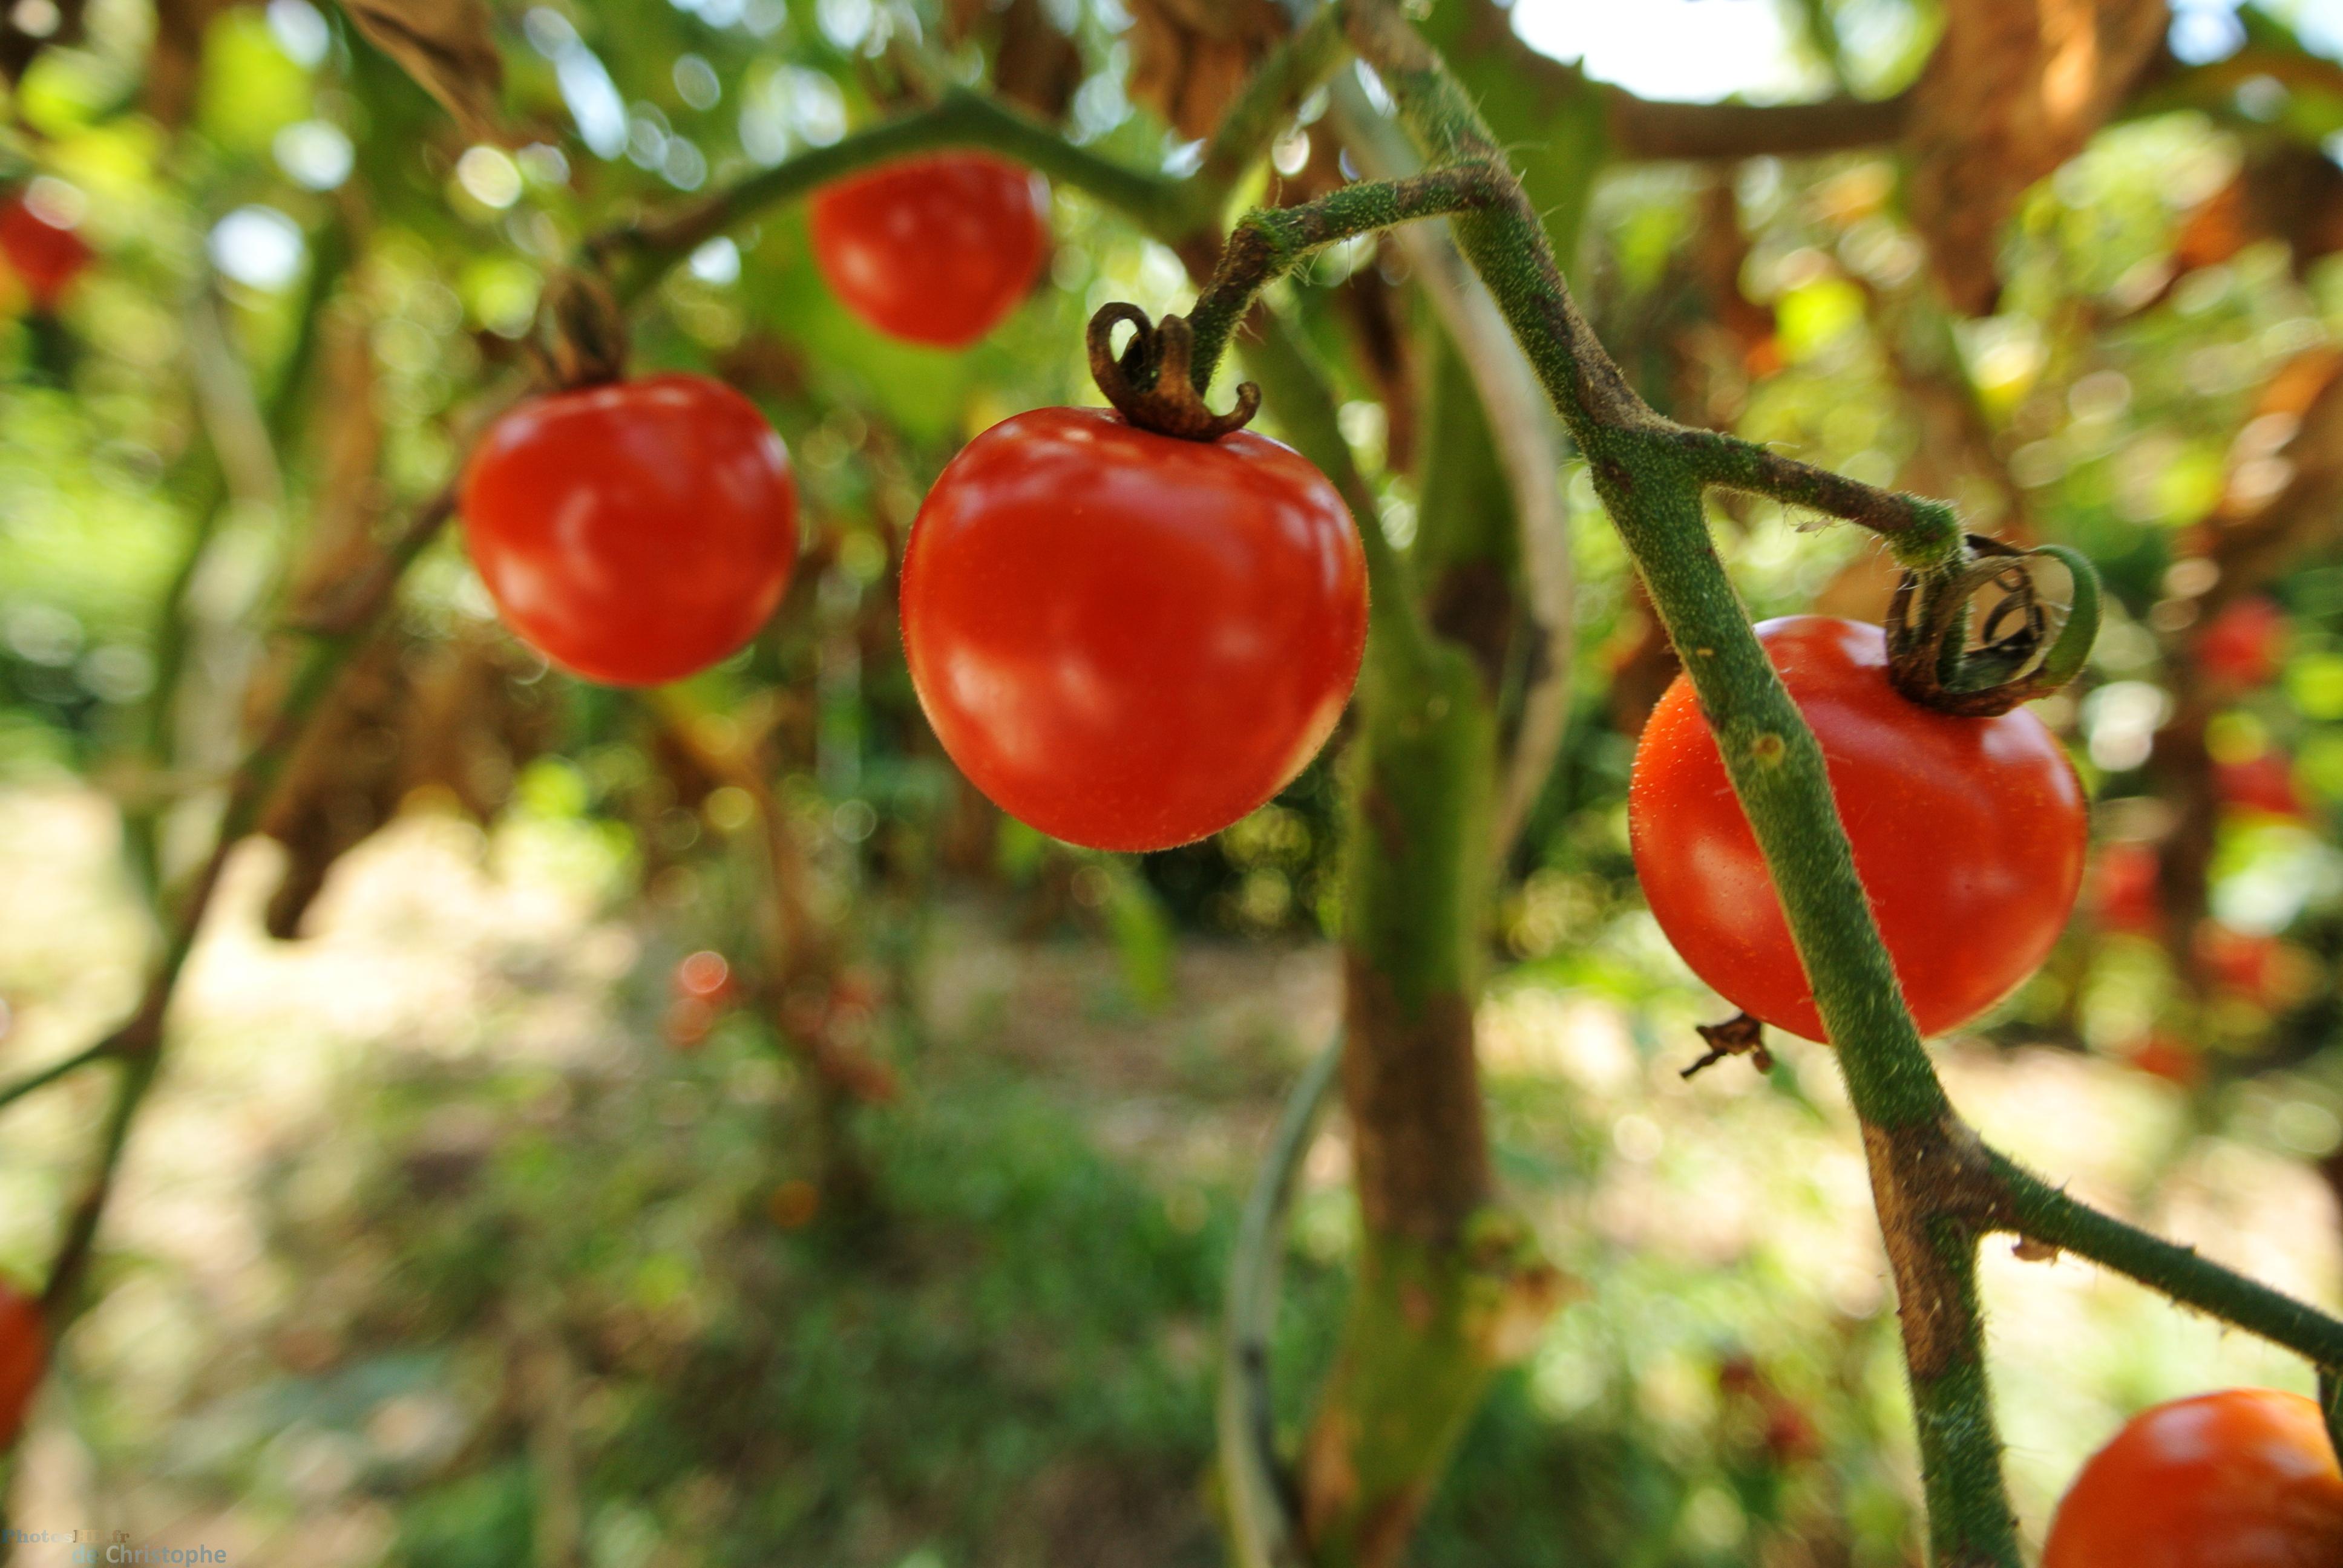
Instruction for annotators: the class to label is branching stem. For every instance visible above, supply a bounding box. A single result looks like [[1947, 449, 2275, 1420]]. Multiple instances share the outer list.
[[1322, 1, 2340, 1561], [0, 1040, 117, 1113], [1185, 162, 1513, 388]]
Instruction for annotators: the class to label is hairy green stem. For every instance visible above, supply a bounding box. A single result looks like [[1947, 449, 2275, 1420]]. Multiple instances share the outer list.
[[0, 1040, 117, 1113], [607, 88, 1185, 287], [1332, 2, 2014, 1557], [1184, 163, 1510, 388], [1987, 1148, 2343, 1368]]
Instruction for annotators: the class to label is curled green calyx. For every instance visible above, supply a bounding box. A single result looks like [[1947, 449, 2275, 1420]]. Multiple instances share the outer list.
[[1086, 303, 1260, 442], [1886, 535, 2102, 717]]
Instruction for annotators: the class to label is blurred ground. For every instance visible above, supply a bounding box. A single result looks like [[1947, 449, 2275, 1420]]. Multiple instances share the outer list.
[[1, 781, 2336, 1566]]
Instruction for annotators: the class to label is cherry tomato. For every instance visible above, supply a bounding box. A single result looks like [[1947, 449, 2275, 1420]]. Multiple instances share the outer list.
[[2217, 753, 2304, 818], [2197, 596, 2285, 690], [900, 406, 1367, 853], [460, 374, 798, 687], [1628, 616, 2086, 1041], [0, 191, 91, 310], [809, 154, 1047, 348], [2126, 1033, 2203, 1087], [2197, 924, 2285, 1001], [0, 1278, 45, 1448], [2043, 1388, 2343, 1567], [2095, 841, 2166, 935]]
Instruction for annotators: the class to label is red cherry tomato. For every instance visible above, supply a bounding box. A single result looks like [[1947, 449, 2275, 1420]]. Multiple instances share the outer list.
[[2095, 841, 2166, 935], [900, 406, 1367, 852], [460, 374, 798, 686], [2126, 1033, 2203, 1087], [2197, 596, 2285, 690], [809, 154, 1047, 348], [0, 1278, 45, 1448], [2217, 753, 2304, 818], [2197, 924, 2284, 1001], [1628, 616, 2087, 1042], [0, 191, 91, 310], [2043, 1388, 2343, 1568]]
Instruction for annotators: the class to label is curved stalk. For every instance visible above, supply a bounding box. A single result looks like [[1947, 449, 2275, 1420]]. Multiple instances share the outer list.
[[1222, 1037, 1342, 1568]]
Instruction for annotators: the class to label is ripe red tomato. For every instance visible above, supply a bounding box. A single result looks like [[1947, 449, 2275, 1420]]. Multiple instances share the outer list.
[[0, 1278, 45, 1448], [900, 406, 1367, 853], [2197, 596, 2285, 689], [2217, 753, 2304, 818], [809, 154, 1047, 348], [2043, 1388, 2343, 1567], [460, 374, 798, 687], [1629, 616, 2087, 1041], [0, 191, 91, 310], [2095, 841, 2166, 935], [2197, 924, 2285, 1001], [2126, 1033, 2203, 1087]]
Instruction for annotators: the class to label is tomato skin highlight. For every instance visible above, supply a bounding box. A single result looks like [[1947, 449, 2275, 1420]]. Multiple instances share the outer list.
[[2043, 1389, 2343, 1568], [809, 154, 1047, 348], [1628, 615, 2086, 1042], [459, 373, 798, 687], [901, 406, 1368, 853], [0, 193, 91, 310]]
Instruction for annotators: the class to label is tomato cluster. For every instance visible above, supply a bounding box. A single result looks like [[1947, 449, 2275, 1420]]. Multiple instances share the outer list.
[[1630, 616, 2088, 1042], [459, 154, 1366, 852]]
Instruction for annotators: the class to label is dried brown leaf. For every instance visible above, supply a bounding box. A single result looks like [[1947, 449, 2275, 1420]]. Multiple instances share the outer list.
[[339, 0, 505, 142], [1906, 0, 2169, 315], [141, 0, 225, 125], [945, 0, 1083, 120], [1125, 0, 1288, 141]]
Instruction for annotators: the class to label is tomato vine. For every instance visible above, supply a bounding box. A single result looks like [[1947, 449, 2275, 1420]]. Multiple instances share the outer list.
[[8, 4, 2343, 1566]]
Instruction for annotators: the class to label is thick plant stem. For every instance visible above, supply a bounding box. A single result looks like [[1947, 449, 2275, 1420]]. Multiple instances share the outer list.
[[1274, 266, 1568, 1567], [1184, 163, 1512, 385], [1301, 612, 1538, 1568], [1332, 2, 2016, 1558]]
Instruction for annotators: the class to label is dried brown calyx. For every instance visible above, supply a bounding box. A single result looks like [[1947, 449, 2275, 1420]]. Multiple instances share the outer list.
[[1886, 534, 2100, 717], [1085, 302, 1260, 441], [532, 269, 629, 389]]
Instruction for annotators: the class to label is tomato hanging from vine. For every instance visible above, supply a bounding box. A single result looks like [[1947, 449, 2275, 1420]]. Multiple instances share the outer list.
[[809, 154, 1048, 348], [900, 405, 1366, 853], [1630, 615, 2087, 1042], [2043, 1388, 2343, 1567], [460, 374, 799, 687]]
